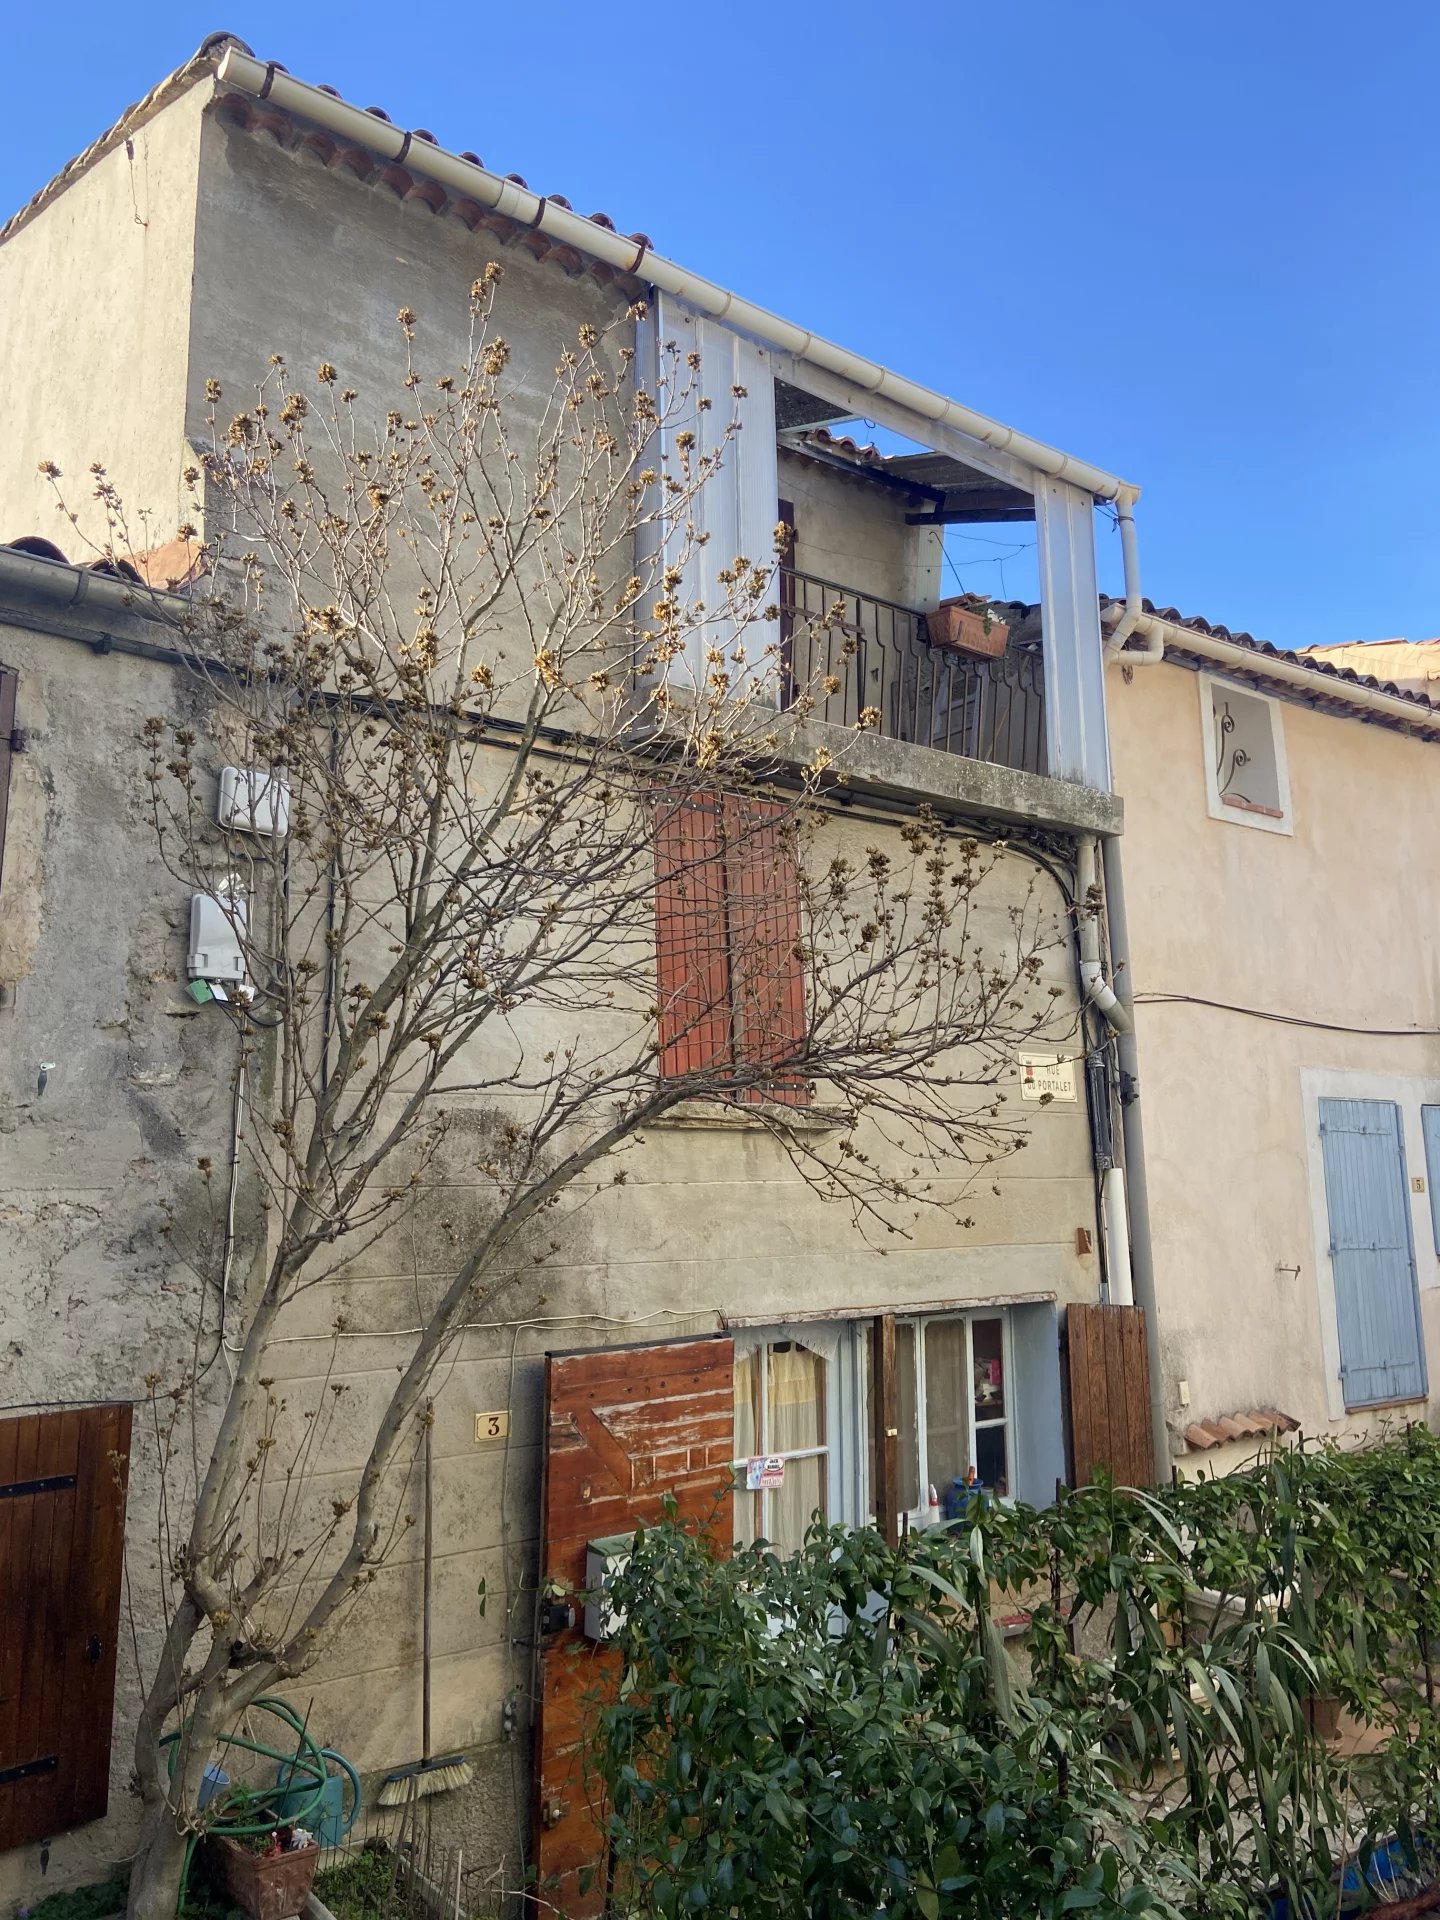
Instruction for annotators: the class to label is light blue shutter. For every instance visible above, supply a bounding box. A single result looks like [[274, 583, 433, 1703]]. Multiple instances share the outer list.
[[1009, 1301, 1065, 1507], [1424, 1106, 1440, 1254], [1318, 1098, 1426, 1409]]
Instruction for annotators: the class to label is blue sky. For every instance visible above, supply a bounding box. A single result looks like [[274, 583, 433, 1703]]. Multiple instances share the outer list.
[[6, 3, 1438, 645]]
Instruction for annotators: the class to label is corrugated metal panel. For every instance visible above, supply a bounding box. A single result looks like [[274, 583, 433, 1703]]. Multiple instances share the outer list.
[[652, 296, 778, 687], [1318, 1098, 1426, 1409], [1033, 478, 1111, 791], [1423, 1106, 1440, 1255]]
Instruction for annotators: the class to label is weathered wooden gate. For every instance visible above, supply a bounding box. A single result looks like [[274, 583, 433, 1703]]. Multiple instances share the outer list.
[[1065, 1303, 1155, 1488], [0, 1402, 133, 1852], [533, 1336, 734, 1919]]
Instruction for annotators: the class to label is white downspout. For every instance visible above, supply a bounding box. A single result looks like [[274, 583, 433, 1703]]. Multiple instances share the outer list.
[[1075, 835, 1132, 1034], [1102, 1169, 1134, 1306], [1077, 838, 1137, 1308], [1101, 491, 1144, 660], [1104, 605, 1166, 667]]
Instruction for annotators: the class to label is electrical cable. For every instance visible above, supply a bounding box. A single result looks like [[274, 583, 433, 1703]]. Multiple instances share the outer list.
[[1133, 993, 1440, 1039]]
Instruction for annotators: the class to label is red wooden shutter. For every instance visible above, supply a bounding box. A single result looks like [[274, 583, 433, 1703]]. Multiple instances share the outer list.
[[534, 1336, 735, 1920], [0, 1402, 133, 1851], [654, 792, 732, 1081], [1065, 1304, 1155, 1488], [0, 667, 16, 895], [721, 794, 809, 1104]]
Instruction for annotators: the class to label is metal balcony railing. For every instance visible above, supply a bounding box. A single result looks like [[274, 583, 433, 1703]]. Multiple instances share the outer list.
[[779, 567, 1047, 777]]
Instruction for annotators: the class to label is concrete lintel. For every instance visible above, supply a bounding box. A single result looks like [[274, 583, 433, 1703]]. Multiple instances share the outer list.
[[782, 715, 1125, 838]]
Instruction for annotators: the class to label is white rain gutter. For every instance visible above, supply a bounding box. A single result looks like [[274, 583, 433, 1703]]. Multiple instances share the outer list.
[[214, 48, 1140, 507], [1075, 834, 1132, 1034], [1105, 606, 1440, 729], [0, 545, 154, 614]]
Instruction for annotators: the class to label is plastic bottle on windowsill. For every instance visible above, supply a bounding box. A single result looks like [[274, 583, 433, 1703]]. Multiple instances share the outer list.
[[926, 1484, 941, 1529]]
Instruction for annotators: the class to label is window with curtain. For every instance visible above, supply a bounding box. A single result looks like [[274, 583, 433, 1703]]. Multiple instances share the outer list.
[[891, 1314, 1012, 1519], [732, 1339, 828, 1552]]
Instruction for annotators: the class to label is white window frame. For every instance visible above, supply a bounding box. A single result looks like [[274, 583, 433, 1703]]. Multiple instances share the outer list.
[[1198, 671, 1293, 836], [731, 1323, 865, 1545], [888, 1311, 1017, 1528]]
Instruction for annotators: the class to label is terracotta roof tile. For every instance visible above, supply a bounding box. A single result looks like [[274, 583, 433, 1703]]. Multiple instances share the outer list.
[[1183, 1408, 1300, 1452], [1104, 595, 1440, 723], [1, 36, 647, 309]]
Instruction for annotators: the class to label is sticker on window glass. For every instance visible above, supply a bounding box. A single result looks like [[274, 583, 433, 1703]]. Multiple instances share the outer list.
[[1018, 1050, 1078, 1104], [745, 1455, 786, 1491]]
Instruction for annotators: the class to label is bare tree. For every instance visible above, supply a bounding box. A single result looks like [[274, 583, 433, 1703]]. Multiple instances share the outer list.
[[47, 270, 1070, 1919]]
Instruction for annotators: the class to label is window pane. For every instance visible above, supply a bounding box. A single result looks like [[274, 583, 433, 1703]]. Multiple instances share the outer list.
[[768, 1343, 824, 1454], [975, 1423, 1008, 1497], [734, 1349, 758, 1462], [924, 1320, 969, 1506], [767, 1450, 824, 1554], [734, 1489, 760, 1550], [1212, 685, 1283, 816], [894, 1323, 920, 1513], [972, 1318, 1006, 1424]]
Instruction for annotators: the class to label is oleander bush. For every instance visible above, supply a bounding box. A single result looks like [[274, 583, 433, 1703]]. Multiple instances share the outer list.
[[594, 1426, 1440, 1918]]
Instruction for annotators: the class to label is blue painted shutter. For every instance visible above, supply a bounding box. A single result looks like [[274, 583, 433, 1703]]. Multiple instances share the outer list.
[[1318, 1098, 1426, 1409], [1423, 1107, 1440, 1255]]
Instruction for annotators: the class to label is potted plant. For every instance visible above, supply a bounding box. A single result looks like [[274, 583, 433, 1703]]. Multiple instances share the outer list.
[[926, 595, 1010, 659], [208, 1824, 321, 1920]]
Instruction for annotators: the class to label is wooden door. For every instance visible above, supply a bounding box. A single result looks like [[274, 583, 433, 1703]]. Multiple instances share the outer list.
[[534, 1336, 734, 1919], [0, 1402, 133, 1851], [1065, 1304, 1154, 1488]]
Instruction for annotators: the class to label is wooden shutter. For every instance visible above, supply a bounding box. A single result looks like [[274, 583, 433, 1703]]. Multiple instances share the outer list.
[[722, 794, 809, 1104], [534, 1336, 734, 1920], [0, 667, 16, 895], [1319, 1098, 1427, 1408], [0, 1402, 133, 1851], [654, 793, 732, 1082], [1065, 1304, 1154, 1488]]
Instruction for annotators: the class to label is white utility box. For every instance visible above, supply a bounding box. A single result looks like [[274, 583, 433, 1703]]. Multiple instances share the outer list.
[[189, 893, 248, 984], [218, 766, 291, 838], [583, 1535, 633, 1643]]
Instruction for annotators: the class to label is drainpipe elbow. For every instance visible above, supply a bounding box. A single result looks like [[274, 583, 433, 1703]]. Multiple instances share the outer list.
[[1102, 491, 1143, 661], [1080, 956, 1134, 1033]]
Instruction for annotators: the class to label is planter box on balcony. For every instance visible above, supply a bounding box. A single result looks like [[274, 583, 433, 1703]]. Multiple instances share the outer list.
[[208, 1833, 320, 1920], [927, 598, 1010, 659]]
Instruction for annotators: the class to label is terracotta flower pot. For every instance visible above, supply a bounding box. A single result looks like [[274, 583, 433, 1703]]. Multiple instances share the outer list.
[[926, 598, 1010, 658], [1302, 1693, 1343, 1739], [209, 1833, 321, 1920]]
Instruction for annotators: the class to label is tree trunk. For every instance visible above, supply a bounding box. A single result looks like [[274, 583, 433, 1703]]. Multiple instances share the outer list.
[[126, 1796, 192, 1920]]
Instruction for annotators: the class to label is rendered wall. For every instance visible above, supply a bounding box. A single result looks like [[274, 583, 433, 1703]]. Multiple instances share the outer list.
[[1108, 657, 1440, 1462]]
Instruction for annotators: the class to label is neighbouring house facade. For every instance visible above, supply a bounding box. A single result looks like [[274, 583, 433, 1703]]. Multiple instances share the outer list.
[[1103, 604, 1440, 1477], [0, 36, 1152, 1914]]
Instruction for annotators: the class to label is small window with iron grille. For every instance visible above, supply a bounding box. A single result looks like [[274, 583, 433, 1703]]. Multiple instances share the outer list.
[[1200, 674, 1292, 835]]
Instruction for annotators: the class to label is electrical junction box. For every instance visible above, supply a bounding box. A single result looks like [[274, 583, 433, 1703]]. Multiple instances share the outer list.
[[218, 766, 291, 838], [583, 1534, 632, 1643], [189, 892, 248, 984]]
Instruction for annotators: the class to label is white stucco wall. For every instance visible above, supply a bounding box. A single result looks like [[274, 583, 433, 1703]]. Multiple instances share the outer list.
[[1108, 656, 1440, 1462], [0, 86, 207, 555]]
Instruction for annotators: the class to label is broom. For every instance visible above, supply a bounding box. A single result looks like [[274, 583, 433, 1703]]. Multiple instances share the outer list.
[[377, 1417, 474, 1805]]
